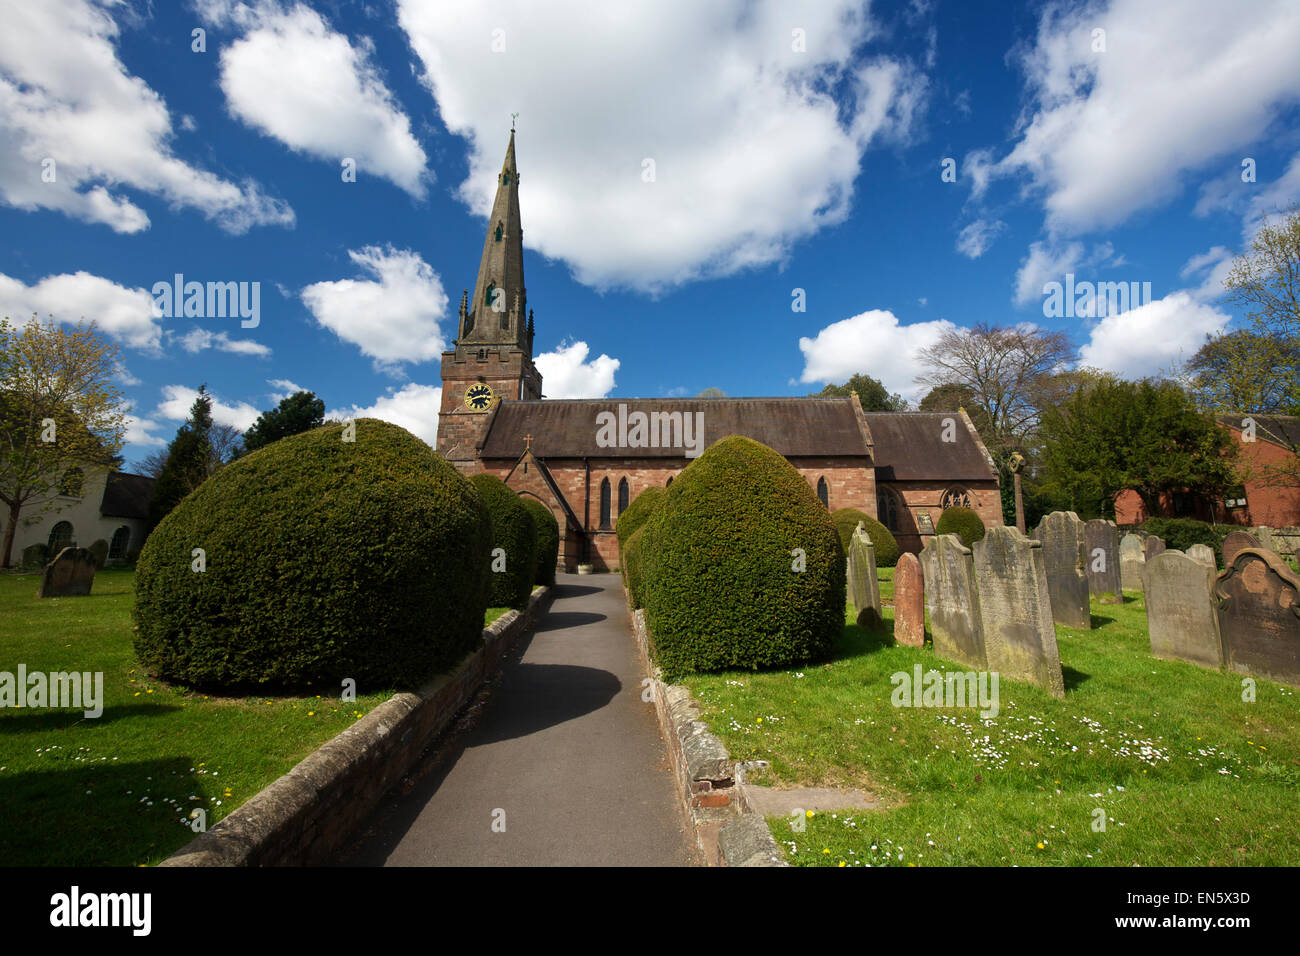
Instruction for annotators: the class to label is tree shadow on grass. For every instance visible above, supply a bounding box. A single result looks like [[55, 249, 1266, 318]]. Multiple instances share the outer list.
[[0, 702, 181, 735], [0, 757, 206, 866]]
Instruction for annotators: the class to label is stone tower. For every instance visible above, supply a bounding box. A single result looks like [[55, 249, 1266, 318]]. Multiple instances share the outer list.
[[437, 129, 542, 471]]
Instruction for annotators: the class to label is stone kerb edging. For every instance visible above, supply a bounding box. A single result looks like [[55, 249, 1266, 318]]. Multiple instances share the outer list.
[[628, 606, 787, 867], [160, 587, 552, 867]]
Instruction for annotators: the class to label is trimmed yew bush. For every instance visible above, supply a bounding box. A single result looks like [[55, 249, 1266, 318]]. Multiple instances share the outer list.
[[616, 486, 665, 550], [133, 419, 492, 690], [936, 506, 986, 547], [640, 436, 845, 678], [830, 508, 899, 568], [521, 497, 559, 587], [624, 525, 648, 609], [471, 473, 538, 609]]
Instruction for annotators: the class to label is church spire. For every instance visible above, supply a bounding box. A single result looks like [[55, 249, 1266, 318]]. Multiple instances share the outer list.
[[461, 129, 527, 350]]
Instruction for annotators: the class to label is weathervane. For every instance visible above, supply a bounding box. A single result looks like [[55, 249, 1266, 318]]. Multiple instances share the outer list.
[[511, 112, 519, 131]]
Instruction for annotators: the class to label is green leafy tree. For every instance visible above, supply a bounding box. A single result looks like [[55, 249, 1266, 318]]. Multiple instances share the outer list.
[[0, 317, 127, 567], [813, 373, 907, 411], [148, 387, 214, 530], [1040, 377, 1239, 518], [1186, 329, 1300, 415], [242, 390, 326, 453], [695, 387, 727, 398]]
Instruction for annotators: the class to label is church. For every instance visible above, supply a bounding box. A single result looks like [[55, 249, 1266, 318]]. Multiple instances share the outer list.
[[436, 132, 1003, 572]]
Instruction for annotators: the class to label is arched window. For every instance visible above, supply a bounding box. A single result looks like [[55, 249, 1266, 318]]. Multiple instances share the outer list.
[[494, 222, 503, 242], [109, 525, 130, 561], [618, 478, 630, 515], [877, 488, 900, 532], [941, 487, 971, 510], [485, 282, 496, 307], [48, 521, 73, 554], [666, 475, 673, 487], [599, 478, 611, 529], [60, 468, 84, 497], [816, 477, 829, 509]]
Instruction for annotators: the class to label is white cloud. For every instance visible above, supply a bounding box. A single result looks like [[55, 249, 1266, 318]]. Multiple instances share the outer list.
[[1180, 245, 1235, 303], [124, 414, 166, 448], [955, 218, 1005, 259], [1077, 291, 1230, 379], [797, 309, 957, 403], [267, 377, 302, 402], [988, 0, 1300, 235], [300, 245, 448, 371], [200, 1, 428, 196], [156, 384, 260, 431], [397, 0, 925, 291], [177, 327, 271, 357], [0, 0, 294, 233], [339, 383, 441, 447], [1013, 240, 1084, 307], [534, 340, 620, 399], [0, 270, 161, 351]]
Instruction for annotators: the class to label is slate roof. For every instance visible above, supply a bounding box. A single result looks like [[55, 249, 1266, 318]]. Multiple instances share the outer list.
[[1218, 414, 1300, 450], [477, 398, 871, 459], [865, 412, 997, 481], [476, 398, 998, 481], [99, 471, 154, 519]]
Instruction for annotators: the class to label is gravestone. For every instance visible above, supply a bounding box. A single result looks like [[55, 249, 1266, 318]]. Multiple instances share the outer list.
[[893, 553, 925, 647], [1222, 530, 1260, 568], [1214, 548, 1300, 687], [919, 534, 987, 669], [1186, 544, 1216, 569], [1084, 519, 1122, 603], [38, 547, 96, 598], [847, 522, 882, 628], [1143, 536, 1166, 561], [1119, 533, 1145, 591], [1143, 551, 1222, 670], [972, 526, 1066, 698], [1252, 526, 1276, 552], [1033, 512, 1092, 629]]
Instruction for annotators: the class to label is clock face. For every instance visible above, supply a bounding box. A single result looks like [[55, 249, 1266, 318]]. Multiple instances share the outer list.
[[465, 382, 494, 411]]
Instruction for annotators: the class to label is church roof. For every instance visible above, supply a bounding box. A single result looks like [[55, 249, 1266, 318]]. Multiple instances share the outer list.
[[100, 471, 154, 519], [864, 412, 997, 481], [478, 398, 872, 459]]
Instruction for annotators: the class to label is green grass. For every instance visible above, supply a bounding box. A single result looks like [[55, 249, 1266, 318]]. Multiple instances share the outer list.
[[682, 566, 1300, 866], [0, 568, 394, 866]]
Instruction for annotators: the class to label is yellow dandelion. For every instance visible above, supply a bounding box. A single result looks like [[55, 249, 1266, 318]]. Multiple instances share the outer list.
[[822, 848, 830, 854], [1036, 842, 1045, 850], [806, 810, 815, 818]]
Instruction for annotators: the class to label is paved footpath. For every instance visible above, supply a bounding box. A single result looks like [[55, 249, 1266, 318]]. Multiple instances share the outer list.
[[338, 573, 698, 867]]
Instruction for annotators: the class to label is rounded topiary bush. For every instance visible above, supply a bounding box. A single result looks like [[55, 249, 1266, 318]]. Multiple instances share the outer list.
[[936, 506, 986, 547], [471, 473, 538, 609], [616, 486, 665, 550], [624, 525, 648, 609], [133, 419, 492, 690], [640, 436, 845, 678], [521, 497, 559, 587], [830, 508, 899, 568]]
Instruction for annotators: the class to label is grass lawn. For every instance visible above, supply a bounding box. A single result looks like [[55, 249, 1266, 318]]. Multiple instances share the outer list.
[[682, 566, 1300, 866], [0, 568, 400, 866]]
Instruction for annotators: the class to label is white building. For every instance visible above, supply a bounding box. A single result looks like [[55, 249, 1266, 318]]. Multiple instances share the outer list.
[[4, 469, 153, 565]]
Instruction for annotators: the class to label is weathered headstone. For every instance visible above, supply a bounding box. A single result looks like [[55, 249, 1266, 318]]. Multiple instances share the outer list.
[[1214, 548, 1300, 687], [893, 553, 925, 647], [38, 547, 96, 598], [1033, 511, 1092, 629], [1143, 551, 1222, 670], [1119, 533, 1145, 591], [919, 534, 987, 669], [1143, 536, 1166, 562], [1222, 530, 1260, 568], [847, 522, 882, 628], [1083, 519, 1122, 604], [1186, 543, 1216, 569], [972, 526, 1066, 698]]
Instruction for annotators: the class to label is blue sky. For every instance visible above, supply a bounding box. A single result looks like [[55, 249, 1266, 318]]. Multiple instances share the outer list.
[[3, 0, 1299, 470]]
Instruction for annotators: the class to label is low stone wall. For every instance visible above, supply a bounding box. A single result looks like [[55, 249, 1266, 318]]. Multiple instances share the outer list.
[[629, 607, 786, 867], [160, 588, 552, 867]]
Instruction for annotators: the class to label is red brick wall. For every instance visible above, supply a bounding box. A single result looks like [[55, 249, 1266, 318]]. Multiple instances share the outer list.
[[878, 481, 1004, 554], [1113, 424, 1300, 527]]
